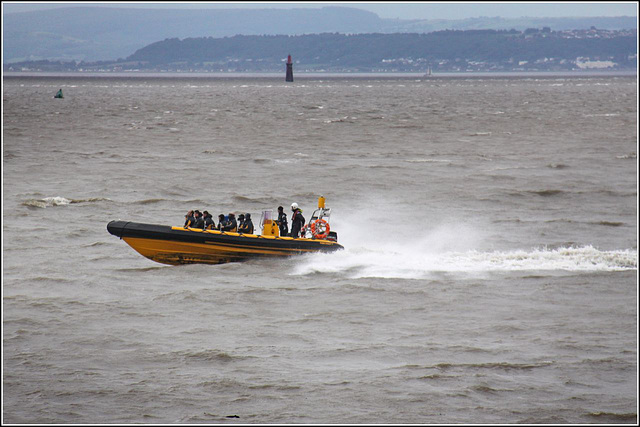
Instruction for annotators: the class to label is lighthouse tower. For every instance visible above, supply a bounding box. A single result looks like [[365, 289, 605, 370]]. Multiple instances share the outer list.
[[285, 54, 294, 82]]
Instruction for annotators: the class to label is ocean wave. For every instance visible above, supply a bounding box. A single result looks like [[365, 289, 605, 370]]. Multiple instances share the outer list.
[[253, 158, 302, 165], [131, 198, 167, 205], [592, 220, 625, 227], [323, 116, 355, 123], [405, 159, 452, 164], [506, 189, 567, 198], [398, 361, 554, 371], [231, 195, 281, 205], [471, 384, 509, 394], [174, 349, 249, 363], [368, 164, 402, 169], [543, 219, 627, 227], [21, 196, 111, 208], [547, 163, 569, 169], [82, 241, 108, 247], [115, 266, 169, 273], [292, 245, 637, 279], [528, 189, 565, 197], [587, 412, 637, 421], [183, 198, 213, 205], [390, 124, 424, 129]]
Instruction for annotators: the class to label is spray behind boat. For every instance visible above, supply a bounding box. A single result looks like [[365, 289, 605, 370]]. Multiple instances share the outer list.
[[260, 195, 337, 241]]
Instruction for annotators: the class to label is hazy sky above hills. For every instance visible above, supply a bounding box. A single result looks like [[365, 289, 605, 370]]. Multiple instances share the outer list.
[[3, 1, 638, 20]]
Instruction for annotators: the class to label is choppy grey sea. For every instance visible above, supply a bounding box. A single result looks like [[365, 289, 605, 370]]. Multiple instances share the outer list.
[[2, 73, 638, 424]]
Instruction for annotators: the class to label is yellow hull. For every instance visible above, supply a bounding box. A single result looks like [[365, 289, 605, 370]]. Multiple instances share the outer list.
[[123, 236, 323, 265]]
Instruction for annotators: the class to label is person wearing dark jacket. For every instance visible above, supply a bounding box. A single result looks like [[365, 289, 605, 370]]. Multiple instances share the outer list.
[[290, 203, 305, 238], [193, 210, 205, 229], [237, 214, 245, 231], [203, 211, 215, 230], [239, 213, 254, 234], [222, 213, 237, 232], [276, 206, 289, 237], [184, 210, 196, 228], [217, 214, 226, 230]]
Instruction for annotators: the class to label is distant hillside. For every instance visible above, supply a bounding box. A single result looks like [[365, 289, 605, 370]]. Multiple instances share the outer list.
[[2, 6, 383, 62], [126, 30, 638, 72], [7, 29, 636, 73], [384, 16, 638, 33], [3, 6, 637, 63]]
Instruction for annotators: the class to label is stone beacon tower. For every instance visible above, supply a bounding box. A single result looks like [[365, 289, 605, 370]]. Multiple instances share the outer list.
[[285, 54, 294, 82]]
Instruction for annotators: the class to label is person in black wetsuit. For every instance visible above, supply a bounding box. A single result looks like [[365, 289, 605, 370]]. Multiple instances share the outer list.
[[276, 206, 289, 237], [290, 203, 305, 238], [239, 213, 254, 234], [193, 210, 205, 229], [203, 211, 215, 230], [184, 210, 195, 228], [237, 214, 245, 231]]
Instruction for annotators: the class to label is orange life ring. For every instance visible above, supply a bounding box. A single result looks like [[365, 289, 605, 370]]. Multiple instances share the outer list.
[[310, 219, 330, 239]]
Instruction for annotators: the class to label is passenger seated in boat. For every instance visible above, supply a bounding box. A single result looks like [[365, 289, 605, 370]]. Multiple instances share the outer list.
[[203, 211, 215, 230], [184, 210, 195, 228], [222, 213, 237, 232], [237, 214, 245, 230], [217, 214, 226, 230], [238, 213, 254, 234], [193, 210, 205, 229]]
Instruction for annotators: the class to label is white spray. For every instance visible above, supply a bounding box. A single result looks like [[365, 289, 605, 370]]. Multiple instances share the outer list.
[[291, 197, 637, 279]]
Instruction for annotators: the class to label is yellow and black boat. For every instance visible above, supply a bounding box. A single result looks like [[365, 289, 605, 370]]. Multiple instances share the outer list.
[[107, 196, 343, 265]]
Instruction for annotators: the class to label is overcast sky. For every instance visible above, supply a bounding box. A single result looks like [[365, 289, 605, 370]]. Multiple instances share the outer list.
[[2, 2, 638, 20]]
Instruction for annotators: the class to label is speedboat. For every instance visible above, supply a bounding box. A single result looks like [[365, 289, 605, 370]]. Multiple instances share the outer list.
[[107, 196, 343, 265]]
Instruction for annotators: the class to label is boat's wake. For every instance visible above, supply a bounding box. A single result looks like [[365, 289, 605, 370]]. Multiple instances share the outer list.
[[291, 209, 636, 279], [291, 245, 637, 279]]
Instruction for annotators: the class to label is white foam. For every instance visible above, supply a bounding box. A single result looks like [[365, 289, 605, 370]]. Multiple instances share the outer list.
[[291, 202, 636, 279], [292, 245, 637, 279], [23, 196, 72, 208], [21, 196, 110, 208], [44, 196, 71, 206]]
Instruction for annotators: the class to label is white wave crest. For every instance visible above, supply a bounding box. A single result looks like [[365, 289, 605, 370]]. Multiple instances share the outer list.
[[21, 196, 111, 208], [22, 196, 72, 208]]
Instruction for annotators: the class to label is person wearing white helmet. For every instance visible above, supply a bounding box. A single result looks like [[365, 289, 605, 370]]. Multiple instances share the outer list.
[[290, 202, 305, 238]]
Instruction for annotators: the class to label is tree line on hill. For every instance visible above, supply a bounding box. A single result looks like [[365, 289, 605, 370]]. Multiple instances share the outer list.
[[5, 29, 637, 73]]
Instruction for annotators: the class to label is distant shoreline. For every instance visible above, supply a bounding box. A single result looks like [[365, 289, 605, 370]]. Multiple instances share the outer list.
[[3, 70, 637, 79]]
